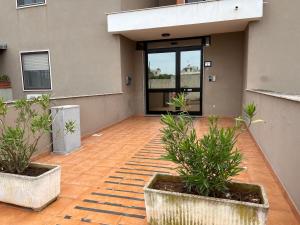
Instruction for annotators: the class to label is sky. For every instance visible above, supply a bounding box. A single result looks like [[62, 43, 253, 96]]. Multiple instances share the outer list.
[[148, 51, 201, 75]]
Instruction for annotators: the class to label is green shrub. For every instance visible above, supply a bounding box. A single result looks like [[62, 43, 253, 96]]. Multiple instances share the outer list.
[[0, 74, 9, 82], [161, 94, 262, 197], [150, 74, 173, 79], [0, 95, 75, 174]]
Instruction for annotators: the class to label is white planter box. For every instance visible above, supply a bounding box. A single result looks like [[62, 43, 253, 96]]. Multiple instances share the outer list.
[[144, 174, 269, 225], [0, 88, 13, 101], [51, 105, 81, 154], [0, 163, 60, 211]]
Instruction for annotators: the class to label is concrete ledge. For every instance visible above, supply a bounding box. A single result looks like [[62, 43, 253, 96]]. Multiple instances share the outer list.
[[5, 92, 124, 104], [246, 89, 300, 103], [244, 90, 300, 215]]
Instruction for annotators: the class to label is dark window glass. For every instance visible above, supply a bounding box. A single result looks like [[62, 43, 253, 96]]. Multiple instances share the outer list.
[[17, 0, 45, 7], [23, 71, 51, 90]]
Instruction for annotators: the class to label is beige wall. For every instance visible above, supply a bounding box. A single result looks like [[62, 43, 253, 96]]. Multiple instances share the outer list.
[[243, 0, 300, 213], [4, 34, 139, 154], [121, 0, 158, 11], [203, 32, 244, 117], [244, 91, 300, 212], [53, 94, 136, 138], [3, 35, 139, 155], [245, 0, 300, 94], [0, 0, 157, 100], [134, 51, 146, 115], [0, 0, 124, 99]]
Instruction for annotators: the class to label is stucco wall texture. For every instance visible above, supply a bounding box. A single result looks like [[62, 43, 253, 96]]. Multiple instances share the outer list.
[[245, 0, 300, 94], [203, 32, 244, 117], [244, 0, 300, 213], [243, 91, 300, 213], [0, 0, 158, 99]]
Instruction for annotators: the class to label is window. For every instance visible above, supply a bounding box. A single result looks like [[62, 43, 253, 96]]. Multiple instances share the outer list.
[[21, 51, 52, 91], [17, 0, 45, 8]]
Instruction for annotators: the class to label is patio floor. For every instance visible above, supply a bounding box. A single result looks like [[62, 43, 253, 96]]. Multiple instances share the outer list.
[[0, 117, 298, 225]]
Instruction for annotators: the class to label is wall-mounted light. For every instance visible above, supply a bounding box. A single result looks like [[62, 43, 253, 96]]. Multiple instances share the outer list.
[[125, 75, 132, 86], [204, 36, 211, 47], [136, 42, 145, 51]]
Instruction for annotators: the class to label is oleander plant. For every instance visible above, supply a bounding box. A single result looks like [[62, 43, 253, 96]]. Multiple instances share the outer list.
[[161, 93, 262, 197], [0, 95, 75, 174]]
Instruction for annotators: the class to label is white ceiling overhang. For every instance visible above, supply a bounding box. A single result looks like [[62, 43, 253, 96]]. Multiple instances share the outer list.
[[107, 0, 263, 41]]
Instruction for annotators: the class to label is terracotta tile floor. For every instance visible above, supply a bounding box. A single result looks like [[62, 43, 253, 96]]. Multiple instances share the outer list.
[[0, 116, 299, 225]]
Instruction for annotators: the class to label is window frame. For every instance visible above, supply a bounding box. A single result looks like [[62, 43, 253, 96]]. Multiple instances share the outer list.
[[20, 50, 53, 92], [16, 0, 47, 9]]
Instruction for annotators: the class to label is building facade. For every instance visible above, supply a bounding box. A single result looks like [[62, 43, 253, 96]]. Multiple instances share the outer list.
[[0, 0, 299, 215]]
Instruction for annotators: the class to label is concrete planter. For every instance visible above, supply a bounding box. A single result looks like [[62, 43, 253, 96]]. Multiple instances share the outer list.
[[144, 174, 269, 225], [0, 81, 11, 88], [0, 163, 61, 211]]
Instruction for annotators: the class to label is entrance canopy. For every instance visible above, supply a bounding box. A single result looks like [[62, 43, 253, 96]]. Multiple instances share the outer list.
[[107, 0, 263, 41]]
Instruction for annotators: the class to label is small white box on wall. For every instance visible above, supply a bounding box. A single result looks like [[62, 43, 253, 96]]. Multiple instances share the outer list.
[[208, 75, 216, 82], [51, 105, 81, 154], [26, 94, 43, 100]]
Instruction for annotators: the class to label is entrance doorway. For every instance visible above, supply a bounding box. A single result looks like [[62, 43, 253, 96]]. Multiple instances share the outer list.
[[146, 45, 203, 115]]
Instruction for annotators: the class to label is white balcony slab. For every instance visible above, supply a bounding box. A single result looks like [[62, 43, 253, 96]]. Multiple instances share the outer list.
[[107, 0, 263, 41]]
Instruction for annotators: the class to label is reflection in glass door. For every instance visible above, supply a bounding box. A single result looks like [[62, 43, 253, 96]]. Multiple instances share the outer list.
[[148, 52, 176, 89], [180, 50, 202, 112], [146, 47, 203, 115], [147, 51, 177, 113]]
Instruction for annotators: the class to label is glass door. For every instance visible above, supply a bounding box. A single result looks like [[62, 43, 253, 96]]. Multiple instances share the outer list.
[[180, 50, 202, 113], [147, 51, 177, 113], [146, 47, 202, 115]]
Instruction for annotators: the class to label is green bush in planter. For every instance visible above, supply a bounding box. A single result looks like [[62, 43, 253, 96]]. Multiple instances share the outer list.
[[0, 74, 9, 82], [161, 94, 262, 197], [0, 95, 75, 174]]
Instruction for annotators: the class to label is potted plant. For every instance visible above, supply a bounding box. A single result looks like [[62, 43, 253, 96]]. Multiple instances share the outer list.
[[144, 94, 269, 225], [0, 95, 75, 211], [0, 74, 11, 88]]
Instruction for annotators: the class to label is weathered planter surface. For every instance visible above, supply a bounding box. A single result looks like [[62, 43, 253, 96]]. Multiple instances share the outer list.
[[0, 163, 61, 211], [144, 174, 269, 225]]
